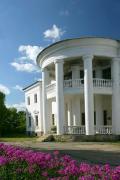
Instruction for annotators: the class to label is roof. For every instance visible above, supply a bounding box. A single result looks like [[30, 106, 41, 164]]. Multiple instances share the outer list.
[[23, 81, 42, 91], [36, 36, 119, 65]]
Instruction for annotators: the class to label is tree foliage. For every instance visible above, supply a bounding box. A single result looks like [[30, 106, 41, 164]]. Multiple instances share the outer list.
[[0, 92, 26, 136]]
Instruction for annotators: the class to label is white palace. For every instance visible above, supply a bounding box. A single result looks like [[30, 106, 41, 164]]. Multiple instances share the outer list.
[[24, 37, 120, 136]]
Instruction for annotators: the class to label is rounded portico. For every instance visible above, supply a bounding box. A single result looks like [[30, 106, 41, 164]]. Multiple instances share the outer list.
[[37, 37, 120, 136]]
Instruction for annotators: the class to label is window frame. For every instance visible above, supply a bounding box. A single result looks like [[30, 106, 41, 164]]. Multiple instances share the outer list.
[[27, 96, 30, 105], [34, 94, 37, 103], [28, 116, 31, 127], [35, 115, 38, 126]]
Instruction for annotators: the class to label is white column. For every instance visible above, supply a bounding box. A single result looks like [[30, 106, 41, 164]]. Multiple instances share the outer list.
[[55, 60, 65, 135], [95, 68, 103, 127], [71, 66, 81, 126], [83, 55, 94, 135], [42, 68, 49, 134], [72, 96, 80, 126], [112, 57, 120, 135], [67, 99, 72, 126], [47, 99, 52, 130], [95, 95, 103, 127]]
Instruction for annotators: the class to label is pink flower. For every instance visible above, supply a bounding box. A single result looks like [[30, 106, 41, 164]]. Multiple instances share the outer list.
[[53, 150, 59, 156], [0, 156, 8, 166], [42, 171, 48, 177]]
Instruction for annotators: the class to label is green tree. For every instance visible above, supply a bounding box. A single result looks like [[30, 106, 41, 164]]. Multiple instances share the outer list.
[[0, 92, 26, 136], [0, 92, 8, 136]]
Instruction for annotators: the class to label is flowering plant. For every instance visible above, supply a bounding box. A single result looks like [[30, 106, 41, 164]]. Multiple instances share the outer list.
[[0, 143, 119, 179]]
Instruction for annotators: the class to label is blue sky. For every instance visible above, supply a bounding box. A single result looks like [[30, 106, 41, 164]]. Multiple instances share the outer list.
[[0, 0, 120, 110]]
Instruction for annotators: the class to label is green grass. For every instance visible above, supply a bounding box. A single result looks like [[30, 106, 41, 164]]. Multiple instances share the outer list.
[[0, 137, 37, 142], [0, 134, 37, 142]]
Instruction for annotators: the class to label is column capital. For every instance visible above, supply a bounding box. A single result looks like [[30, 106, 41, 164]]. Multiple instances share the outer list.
[[54, 59, 64, 64], [82, 54, 94, 61]]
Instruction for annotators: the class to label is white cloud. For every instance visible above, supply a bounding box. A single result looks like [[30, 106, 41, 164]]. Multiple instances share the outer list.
[[13, 85, 23, 92], [11, 45, 43, 73], [43, 24, 65, 42], [6, 102, 25, 112], [60, 10, 69, 16], [18, 45, 43, 63], [0, 84, 10, 95], [11, 62, 39, 73]]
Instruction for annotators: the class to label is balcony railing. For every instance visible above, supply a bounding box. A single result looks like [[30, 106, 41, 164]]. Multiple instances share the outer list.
[[93, 78, 112, 87], [64, 126, 112, 135], [46, 78, 112, 96], [64, 126, 86, 135], [95, 126, 112, 135], [64, 78, 112, 88], [64, 79, 84, 88]]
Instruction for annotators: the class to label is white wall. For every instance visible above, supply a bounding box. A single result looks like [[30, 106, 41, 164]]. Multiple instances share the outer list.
[[25, 83, 43, 133]]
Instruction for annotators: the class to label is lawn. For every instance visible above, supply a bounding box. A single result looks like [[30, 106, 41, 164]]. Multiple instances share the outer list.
[[0, 135, 37, 142]]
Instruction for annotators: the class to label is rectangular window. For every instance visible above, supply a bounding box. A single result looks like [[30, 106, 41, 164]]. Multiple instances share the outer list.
[[102, 68, 111, 79], [93, 70, 96, 78], [64, 71, 72, 80], [34, 94, 37, 103], [103, 110, 107, 125], [35, 115, 38, 126], [28, 116, 31, 127], [27, 97, 30, 105], [80, 70, 84, 78], [94, 111, 96, 125], [52, 114, 55, 125], [81, 113, 85, 125]]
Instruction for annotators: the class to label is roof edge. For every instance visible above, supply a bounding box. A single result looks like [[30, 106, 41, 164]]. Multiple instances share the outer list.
[[36, 36, 119, 66], [23, 81, 42, 91]]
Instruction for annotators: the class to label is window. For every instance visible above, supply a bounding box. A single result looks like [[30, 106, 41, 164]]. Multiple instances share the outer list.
[[94, 111, 96, 125], [93, 70, 96, 78], [64, 71, 72, 80], [52, 114, 55, 125], [81, 113, 85, 125], [28, 117, 31, 127], [103, 110, 107, 125], [80, 70, 84, 78], [102, 68, 111, 79], [34, 94, 37, 103], [35, 115, 38, 126], [27, 97, 30, 105]]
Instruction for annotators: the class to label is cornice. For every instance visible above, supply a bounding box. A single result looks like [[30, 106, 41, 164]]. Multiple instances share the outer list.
[[37, 37, 118, 68]]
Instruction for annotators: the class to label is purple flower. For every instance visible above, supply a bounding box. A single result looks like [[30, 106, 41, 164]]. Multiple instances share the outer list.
[[0, 156, 8, 166]]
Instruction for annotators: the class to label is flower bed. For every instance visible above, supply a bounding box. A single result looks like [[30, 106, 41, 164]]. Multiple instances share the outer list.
[[0, 143, 120, 179]]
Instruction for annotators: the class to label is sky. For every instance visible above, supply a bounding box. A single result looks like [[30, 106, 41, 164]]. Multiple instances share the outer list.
[[0, 0, 120, 110]]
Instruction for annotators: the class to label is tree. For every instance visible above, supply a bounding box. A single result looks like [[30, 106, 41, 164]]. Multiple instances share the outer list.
[[0, 92, 26, 136], [0, 92, 8, 136]]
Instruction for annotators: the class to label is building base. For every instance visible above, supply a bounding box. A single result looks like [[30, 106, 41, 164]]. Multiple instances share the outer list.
[[37, 134, 120, 142]]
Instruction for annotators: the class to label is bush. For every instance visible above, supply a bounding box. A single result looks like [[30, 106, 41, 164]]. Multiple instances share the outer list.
[[0, 143, 120, 179]]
